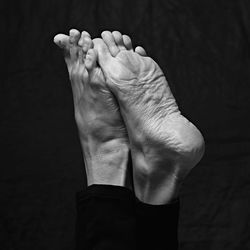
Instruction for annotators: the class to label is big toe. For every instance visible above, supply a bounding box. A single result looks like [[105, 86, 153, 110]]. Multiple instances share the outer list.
[[54, 34, 69, 49], [93, 38, 113, 68], [101, 31, 120, 57]]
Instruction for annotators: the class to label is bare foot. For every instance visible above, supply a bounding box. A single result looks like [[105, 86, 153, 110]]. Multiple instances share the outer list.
[[54, 29, 131, 188], [94, 31, 205, 204]]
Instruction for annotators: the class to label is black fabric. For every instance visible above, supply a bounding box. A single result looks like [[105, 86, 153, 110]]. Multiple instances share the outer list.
[[2, 0, 250, 249], [76, 185, 136, 250], [75, 185, 179, 250], [136, 198, 179, 250]]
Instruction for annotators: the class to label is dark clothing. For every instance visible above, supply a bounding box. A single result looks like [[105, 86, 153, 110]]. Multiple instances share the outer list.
[[75, 185, 179, 250]]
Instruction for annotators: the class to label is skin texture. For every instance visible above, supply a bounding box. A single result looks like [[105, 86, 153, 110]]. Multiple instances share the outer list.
[[54, 29, 205, 204], [93, 31, 205, 204], [54, 30, 131, 188]]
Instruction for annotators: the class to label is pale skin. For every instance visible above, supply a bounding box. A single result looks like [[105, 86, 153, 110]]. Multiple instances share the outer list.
[[54, 29, 205, 205], [53, 30, 131, 188]]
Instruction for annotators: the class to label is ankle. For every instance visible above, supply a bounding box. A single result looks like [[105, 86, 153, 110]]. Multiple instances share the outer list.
[[134, 173, 180, 205], [82, 139, 131, 188]]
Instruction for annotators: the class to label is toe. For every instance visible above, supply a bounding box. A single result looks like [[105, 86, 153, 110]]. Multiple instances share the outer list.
[[79, 31, 93, 53], [135, 46, 147, 56], [53, 34, 70, 49], [81, 31, 91, 39], [122, 35, 133, 51], [112, 31, 126, 51], [82, 36, 94, 53], [101, 31, 120, 57], [93, 38, 113, 68], [69, 29, 81, 45], [79, 31, 91, 45], [85, 49, 97, 70]]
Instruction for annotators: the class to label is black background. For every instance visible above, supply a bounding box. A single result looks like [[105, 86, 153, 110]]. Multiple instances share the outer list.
[[1, 0, 250, 249]]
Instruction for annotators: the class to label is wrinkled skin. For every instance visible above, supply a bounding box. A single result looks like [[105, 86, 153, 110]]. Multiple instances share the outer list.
[[94, 33, 205, 204], [54, 30, 130, 188]]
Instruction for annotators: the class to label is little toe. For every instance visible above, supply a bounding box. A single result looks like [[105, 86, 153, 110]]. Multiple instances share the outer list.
[[112, 31, 126, 51], [85, 49, 97, 70], [69, 29, 81, 45], [53, 34, 70, 49], [101, 31, 120, 57], [122, 35, 133, 51], [135, 46, 147, 56]]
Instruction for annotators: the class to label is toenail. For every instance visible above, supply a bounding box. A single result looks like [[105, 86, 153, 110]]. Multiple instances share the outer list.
[[112, 31, 122, 39], [70, 30, 76, 36], [82, 31, 91, 37], [101, 31, 109, 36]]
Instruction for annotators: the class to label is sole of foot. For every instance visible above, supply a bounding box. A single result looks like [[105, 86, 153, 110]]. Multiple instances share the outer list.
[[93, 31, 205, 204]]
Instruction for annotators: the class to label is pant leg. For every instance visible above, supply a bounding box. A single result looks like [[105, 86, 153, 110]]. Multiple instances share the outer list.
[[136, 199, 180, 250], [75, 184, 136, 250]]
